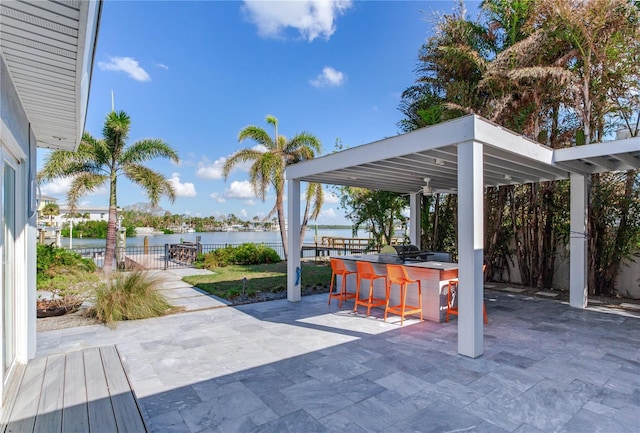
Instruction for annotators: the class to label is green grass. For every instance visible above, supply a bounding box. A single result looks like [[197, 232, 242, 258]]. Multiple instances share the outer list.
[[183, 261, 333, 301]]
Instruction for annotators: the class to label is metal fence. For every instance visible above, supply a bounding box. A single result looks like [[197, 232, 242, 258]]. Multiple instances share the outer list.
[[72, 241, 375, 270]]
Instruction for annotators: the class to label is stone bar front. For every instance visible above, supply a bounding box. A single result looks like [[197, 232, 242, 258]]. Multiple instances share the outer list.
[[339, 255, 458, 322]]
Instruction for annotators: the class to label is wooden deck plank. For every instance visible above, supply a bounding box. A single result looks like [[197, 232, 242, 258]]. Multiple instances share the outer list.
[[4, 356, 46, 433], [83, 348, 118, 433], [100, 346, 147, 433], [61, 350, 89, 433], [33, 354, 65, 433]]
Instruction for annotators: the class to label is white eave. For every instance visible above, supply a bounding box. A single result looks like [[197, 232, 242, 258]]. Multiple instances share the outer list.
[[0, 0, 102, 150], [286, 115, 640, 193]]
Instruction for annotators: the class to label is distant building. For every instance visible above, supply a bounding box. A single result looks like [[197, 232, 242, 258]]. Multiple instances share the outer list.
[[55, 205, 110, 226]]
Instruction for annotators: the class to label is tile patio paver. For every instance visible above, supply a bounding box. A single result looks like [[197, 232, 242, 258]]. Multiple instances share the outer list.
[[34, 284, 640, 433]]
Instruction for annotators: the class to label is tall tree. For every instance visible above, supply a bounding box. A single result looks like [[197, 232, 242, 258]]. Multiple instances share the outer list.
[[38, 110, 179, 272], [339, 188, 408, 248], [398, 0, 639, 294], [223, 115, 323, 259], [41, 203, 60, 227]]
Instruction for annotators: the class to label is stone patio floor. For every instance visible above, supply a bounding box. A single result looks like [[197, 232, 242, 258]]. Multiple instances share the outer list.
[[36, 272, 640, 433]]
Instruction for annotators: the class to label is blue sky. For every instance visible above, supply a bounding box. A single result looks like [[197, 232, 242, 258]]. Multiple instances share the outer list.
[[40, 0, 480, 224]]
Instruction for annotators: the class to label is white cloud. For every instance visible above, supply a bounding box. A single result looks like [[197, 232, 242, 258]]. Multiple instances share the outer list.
[[209, 192, 226, 203], [245, 199, 256, 206], [310, 66, 345, 88], [252, 144, 268, 153], [168, 173, 196, 198], [40, 177, 107, 197], [155, 62, 169, 70], [196, 157, 227, 179], [320, 208, 337, 218], [324, 191, 340, 204], [242, 0, 353, 42], [225, 180, 259, 199], [98, 56, 150, 82], [197, 147, 266, 179], [239, 209, 248, 218], [40, 178, 73, 196]]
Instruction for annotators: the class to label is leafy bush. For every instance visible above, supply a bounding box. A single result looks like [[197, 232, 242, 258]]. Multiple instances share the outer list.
[[37, 243, 96, 272], [87, 271, 173, 326], [196, 243, 281, 268], [37, 244, 98, 294], [61, 220, 108, 238]]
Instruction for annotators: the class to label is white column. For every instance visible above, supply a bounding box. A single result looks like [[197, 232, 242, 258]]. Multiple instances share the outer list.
[[570, 173, 588, 308], [287, 179, 301, 302], [409, 192, 421, 248], [457, 141, 484, 358]]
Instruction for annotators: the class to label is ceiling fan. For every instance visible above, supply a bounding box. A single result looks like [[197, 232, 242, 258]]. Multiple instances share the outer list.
[[421, 177, 433, 196]]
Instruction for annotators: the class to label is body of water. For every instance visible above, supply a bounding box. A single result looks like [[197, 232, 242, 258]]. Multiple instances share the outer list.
[[62, 228, 373, 250]]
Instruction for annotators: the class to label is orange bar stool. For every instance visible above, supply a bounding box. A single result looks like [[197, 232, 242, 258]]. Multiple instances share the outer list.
[[385, 264, 423, 325], [446, 265, 488, 324], [354, 261, 388, 316], [328, 258, 357, 308]]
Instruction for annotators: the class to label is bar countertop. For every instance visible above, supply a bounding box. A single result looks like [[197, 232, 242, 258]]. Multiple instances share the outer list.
[[342, 254, 458, 271]]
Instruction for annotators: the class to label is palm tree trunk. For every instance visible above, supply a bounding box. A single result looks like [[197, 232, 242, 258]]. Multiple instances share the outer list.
[[103, 175, 118, 273], [276, 194, 288, 260]]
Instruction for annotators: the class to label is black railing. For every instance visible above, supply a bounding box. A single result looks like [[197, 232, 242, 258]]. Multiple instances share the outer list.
[[71, 241, 376, 270]]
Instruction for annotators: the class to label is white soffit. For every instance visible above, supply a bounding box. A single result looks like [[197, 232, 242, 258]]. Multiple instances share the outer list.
[[0, 0, 101, 150], [553, 137, 640, 174]]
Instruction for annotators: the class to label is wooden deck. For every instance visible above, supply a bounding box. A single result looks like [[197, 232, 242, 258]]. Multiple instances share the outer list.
[[2, 346, 147, 433]]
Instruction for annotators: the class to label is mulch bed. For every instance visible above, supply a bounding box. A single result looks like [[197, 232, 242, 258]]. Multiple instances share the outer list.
[[227, 285, 331, 305]]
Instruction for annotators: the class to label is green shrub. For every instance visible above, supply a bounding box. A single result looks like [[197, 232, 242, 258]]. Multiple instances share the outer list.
[[37, 243, 96, 272], [196, 243, 281, 269], [61, 220, 108, 238], [37, 244, 98, 294], [87, 271, 172, 326]]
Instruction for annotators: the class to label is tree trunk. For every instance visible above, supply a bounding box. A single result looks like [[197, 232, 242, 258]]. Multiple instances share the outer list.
[[103, 175, 118, 273], [276, 193, 288, 260]]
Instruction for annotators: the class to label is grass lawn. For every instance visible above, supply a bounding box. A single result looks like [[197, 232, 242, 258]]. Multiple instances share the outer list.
[[183, 261, 333, 304]]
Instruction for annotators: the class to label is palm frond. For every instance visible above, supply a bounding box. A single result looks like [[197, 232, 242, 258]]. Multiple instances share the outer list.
[[103, 110, 131, 155], [222, 148, 264, 179], [67, 173, 108, 208], [238, 126, 274, 148], [124, 165, 176, 205], [120, 139, 180, 165], [248, 159, 270, 201], [265, 114, 278, 129], [37, 144, 103, 183], [305, 183, 324, 220], [286, 132, 322, 156]]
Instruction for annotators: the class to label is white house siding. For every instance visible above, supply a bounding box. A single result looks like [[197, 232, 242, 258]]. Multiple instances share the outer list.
[[0, 55, 36, 407]]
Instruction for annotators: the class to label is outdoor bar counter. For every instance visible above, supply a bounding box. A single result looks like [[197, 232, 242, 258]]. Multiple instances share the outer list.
[[340, 255, 458, 322]]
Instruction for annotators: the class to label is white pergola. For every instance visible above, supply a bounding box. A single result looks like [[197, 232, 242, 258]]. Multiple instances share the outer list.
[[285, 115, 640, 358]]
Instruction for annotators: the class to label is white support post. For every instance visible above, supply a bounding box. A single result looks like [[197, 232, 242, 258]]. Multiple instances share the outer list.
[[287, 179, 301, 302], [409, 192, 421, 248], [570, 173, 588, 308], [457, 141, 484, 358]]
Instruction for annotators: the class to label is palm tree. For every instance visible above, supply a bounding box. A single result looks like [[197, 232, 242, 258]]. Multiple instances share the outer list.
[[38, 110, 179, 272], [223, 115, 323, 259], [41, 203, 60, 227]]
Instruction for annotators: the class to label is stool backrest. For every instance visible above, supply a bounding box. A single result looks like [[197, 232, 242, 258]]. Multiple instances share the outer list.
[[386, 264, 408, 282], [356, 261, 375, 277], [330, 258, 346, 273]]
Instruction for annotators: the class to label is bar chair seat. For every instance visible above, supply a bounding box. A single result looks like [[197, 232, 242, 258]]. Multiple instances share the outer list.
[[385, 264, 423, 325], [446, 265, 488, 324], [328, 258, 357, 308], [354, 261, 388, 316]]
